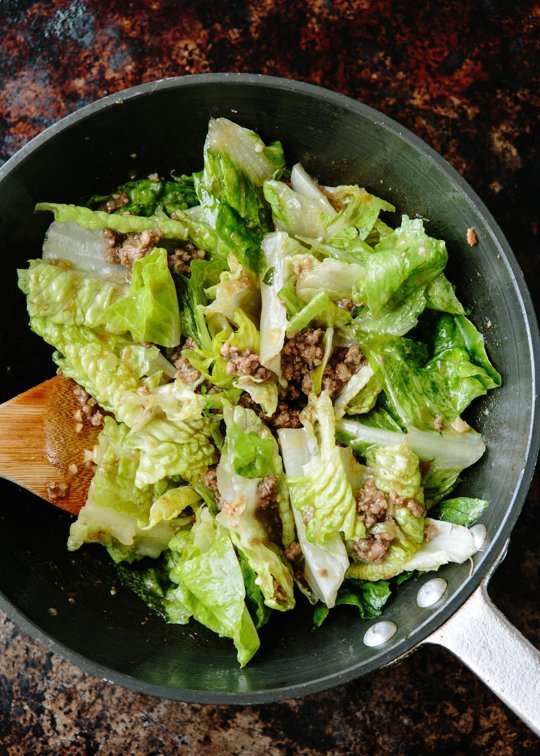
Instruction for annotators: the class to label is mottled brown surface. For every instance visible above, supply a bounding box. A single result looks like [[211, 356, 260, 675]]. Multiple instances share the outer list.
[[0, 0, 539, 752]]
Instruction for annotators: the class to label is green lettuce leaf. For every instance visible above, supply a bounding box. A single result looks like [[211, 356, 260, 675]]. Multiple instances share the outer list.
[[354, 216, 447, 320], [105, 248, 181, 347], [35, 202, 227, 262], [278, 426, 350, 608], [430, 497, 489, 527], [201, 118, 284, 229], [87, 175, 198, 217], [313, 578, 392, 627], [19, 259, 128, 329], [425, 314, 501, 414], [215, 404, 296, 610], [287, 392, 365, 544], [67, 417, 185, 561], [167, 507, 260, 667]]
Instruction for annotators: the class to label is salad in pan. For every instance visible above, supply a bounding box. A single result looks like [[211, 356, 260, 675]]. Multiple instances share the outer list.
[[18, 118, 500, 666]]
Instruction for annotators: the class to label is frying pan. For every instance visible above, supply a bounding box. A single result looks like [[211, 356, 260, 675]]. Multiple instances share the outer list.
[[0, 75, 538, 731]]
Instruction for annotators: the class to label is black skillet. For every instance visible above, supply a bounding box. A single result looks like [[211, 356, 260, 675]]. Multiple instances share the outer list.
[[0, 75, 538, 730]]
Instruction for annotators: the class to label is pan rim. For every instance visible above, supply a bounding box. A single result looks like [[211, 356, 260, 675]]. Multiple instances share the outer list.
[[0, 73, 538, 704]]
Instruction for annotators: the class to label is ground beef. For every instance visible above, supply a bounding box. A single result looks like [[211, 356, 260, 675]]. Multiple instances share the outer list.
[[72, 384, 104, 428], [336, 298, 354, 311], [167, 242, 206, 276], [103, 228, 163, 266], [46, 480, 69, 501], [424, 522, 439, 542], [351, 532, 395, 563], [387, 490, 425, 518], [171, 339, 201, 384], [256, 475, 279, 510], [318, 344, 366, 397], [282, 332, 365, 399], [274, 582, 288, 605], [292, 257, 314, 276], [355, 478, 389, 529], [102, 192, 130, 213], [220, 344, 273, 381], [203, 466, 218, 494], [284, 541, 303, 563], [281, 329, 324, 385], [266, 400, 303, 429]]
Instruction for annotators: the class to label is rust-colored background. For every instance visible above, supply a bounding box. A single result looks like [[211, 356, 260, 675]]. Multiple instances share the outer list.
[[1, 1, 538, 753]]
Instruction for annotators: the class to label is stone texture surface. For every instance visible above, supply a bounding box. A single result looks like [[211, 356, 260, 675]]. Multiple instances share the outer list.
[[0, 0, 538, 753]]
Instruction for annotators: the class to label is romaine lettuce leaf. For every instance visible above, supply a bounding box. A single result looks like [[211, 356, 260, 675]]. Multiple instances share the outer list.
[[105, 248, 181, 347], [19, 259, 128, 329], [216, 405, 295, 610], [35, 202, 228, 262], [67, 417, 183, 561], [402, 518, 479, 571], [313, 578, 392, 627], [354, 216, 447, 319], [87, 175, 198, 217], [205, 254, 261, 324], [259, 231, 300, 377], [167, 507, 260, 667], [201, 118, 284, 229], [278, 426, 350, 608], [286, 392, 365, 544], [430, 497, 489, 527]]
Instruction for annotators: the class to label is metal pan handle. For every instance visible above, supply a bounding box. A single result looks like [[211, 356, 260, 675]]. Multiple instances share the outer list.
[[423, 578, 540, 735]]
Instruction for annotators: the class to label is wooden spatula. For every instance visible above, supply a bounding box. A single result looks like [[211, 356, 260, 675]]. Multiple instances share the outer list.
[[0, 375, 101, 515]]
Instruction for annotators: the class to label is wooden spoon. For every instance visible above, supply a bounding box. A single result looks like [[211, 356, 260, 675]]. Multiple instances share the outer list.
[[0, 375, 101, 515]]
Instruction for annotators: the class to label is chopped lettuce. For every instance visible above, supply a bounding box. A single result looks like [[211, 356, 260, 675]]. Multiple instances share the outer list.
[[105, 248, 181, 347], [353, 216, 447, 318], [430, 497, 489, 527], [216, 405, 295, 610], [87, 175, 198, 217], [286, 393, 365, 545], [23, 117, 502, 665], [402, 518, 479, 571], [167, 507, 260, 667], [313, 578, 392, 627], [278, 426, 350, 608], [68, 417, 183, 561]]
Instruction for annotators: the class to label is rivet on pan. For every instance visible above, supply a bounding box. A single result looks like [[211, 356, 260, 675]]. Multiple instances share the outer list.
[[470, 524, 487, 550], [416, 577, 447, 608], [363, 621, 397, 647]]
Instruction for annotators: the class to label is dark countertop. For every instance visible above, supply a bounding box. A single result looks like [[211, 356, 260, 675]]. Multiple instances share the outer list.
[[0, 1, 538, 753]]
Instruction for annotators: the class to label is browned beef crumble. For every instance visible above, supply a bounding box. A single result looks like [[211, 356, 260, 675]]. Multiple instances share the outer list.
[[256, 475, 279, 510], [281, 329, 324, 385], [203, 466, 218, 494], [265, 400, 303, 429], [101, 192, 130, 213], [167, 242, 206, 276], [336, 298, 354, 311], [424, 522, 439, 542], [355, 478, 389, 529], [282, 330, 365, 399], [274, 582, 288, 605], [220, 344, 273, 381], [46, 480, 69, 502], [72, 384, 104, 429], [353, 478, 426, 562], [103, 228, 163, 266], [171, 338, 201, 384], [317, 344, 366, 397], [284, 540, 303, 563], [351, 532, 395, 563]]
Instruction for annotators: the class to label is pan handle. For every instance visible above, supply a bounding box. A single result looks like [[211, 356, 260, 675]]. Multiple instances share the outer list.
[[423, 580, 540, 735]]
